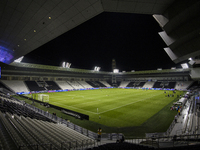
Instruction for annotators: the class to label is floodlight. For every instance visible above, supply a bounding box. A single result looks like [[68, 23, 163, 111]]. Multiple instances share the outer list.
[[94, 66, 100, 71], [62, 62, 65, 68], [181, 63, 189, 69], [14, 56, 24, 63], [113, 69, 119, 73], [66, 62, 71, 68]]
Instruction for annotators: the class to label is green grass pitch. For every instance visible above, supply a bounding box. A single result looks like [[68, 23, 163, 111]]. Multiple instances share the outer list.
[[27, 88, 184, 128]]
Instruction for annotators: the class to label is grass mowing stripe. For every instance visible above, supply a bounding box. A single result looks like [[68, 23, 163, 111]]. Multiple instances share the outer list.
[[25, 89, 184, 128], [51, 102, 98, 114], [20, 89, 185, 137], [98, 92, 164, 114]]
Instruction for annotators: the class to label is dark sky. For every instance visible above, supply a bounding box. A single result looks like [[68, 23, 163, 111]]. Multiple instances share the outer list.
[[22, 12, 177, 72]]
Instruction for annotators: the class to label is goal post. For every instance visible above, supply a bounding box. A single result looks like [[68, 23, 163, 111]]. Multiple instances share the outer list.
[[38, 94, 49, 102]]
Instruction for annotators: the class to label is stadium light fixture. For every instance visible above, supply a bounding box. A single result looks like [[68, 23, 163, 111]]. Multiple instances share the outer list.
[[94, 66, 100, 71], [181, 63, 189, 69], [62, 61, 71, 68], [66, 62, 71, 68], [62, 62, 66, 68], [113, 69, 119, 73], [14, 56, 24, 63]]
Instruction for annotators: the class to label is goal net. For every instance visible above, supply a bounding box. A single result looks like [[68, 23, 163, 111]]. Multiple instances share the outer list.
[[38, 94, 49, 102]]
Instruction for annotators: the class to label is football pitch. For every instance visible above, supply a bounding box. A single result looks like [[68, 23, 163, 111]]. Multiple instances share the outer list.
[[27, 88, 184, 128]]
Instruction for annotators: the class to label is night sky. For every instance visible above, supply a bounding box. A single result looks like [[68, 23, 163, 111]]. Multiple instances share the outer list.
[[22, 12, 177, 72]]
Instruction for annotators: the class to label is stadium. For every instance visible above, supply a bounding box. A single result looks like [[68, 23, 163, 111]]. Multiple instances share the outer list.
[[0, 0, 200, 150]]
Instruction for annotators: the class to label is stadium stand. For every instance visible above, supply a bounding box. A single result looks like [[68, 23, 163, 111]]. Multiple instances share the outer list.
[[86, 81, 101, 88], [188, 81, 199, 90], [99, 81, 111, 87], [1, 0, 200, 149], [0, 81, 14, 92], [0, 96, 53, 122], [127, 82, 145, 87], [143, 81, 155, 88], [0, 91, 96, 150], [78, 81, 94, 88], [0, 111, 95, 150], [67, 81, 84, 89], [153, 82, 162, 88], [119, 81, 130, 87], [0, 80, 29, 93], [107, 81, 121, 87], [137, 82, 145, 87], [95, 81, 106, 87], [55, 81, 74, 90], [24, 81, 46, 91], [87, 142, 155, 150], [174, 81, 194, 90], [126, 82, 135, 87], [152, 81, 176, 89], [45, 81, 61, 90], [164, 82, 176, 89]]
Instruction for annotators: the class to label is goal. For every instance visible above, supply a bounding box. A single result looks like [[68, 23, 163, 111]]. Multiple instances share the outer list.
[[38, 94, 49, 102]]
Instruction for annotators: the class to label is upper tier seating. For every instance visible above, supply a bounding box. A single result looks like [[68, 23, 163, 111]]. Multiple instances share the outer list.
[[1, 80, 29, 93]]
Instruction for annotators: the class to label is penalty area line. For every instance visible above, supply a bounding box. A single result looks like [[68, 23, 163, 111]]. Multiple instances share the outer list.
[[98, 93, 163, 115], [51, 102, 98, 114]]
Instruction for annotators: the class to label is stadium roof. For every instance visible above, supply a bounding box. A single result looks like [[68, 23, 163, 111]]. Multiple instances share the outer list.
[[1, 0, 200, 67]]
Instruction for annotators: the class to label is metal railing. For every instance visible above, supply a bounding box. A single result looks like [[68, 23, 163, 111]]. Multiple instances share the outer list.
[[126, 134, 200, 148], [24, 103, 97, 140]]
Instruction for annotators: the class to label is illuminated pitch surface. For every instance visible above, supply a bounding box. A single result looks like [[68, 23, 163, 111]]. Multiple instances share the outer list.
[[36, 89, 182, 127]]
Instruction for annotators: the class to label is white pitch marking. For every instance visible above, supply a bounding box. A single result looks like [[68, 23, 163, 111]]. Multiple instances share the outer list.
[[98, 93, 164, 114], [51, 102, 98, 114], [71, 99, 100, 107]]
